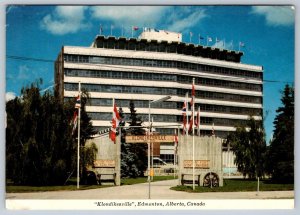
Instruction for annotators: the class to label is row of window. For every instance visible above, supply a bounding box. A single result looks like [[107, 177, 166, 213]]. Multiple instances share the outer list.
[[95, 38, 240, 63], [64, 54, 263, 79], [64, 69, 262, 92], [65, 98, 262, 115], [88, 112, 249, 127], [65, 83, 262, 104]]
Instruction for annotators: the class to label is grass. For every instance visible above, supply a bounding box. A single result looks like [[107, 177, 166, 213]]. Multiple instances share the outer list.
[[6, 175, 177, 193], [171, 179, 294, 193]]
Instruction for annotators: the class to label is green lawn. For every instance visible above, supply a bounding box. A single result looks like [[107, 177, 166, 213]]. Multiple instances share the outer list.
[[6, 176, 177, 193], [171, 179, 294, 193]]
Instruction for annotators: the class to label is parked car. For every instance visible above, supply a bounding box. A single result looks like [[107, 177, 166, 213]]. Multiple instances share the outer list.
[[152, 157, 174, 173]]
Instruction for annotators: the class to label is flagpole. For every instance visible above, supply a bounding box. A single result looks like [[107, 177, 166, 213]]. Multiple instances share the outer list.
[[110, 25, 113, 36], [77, 81, 81, 189], [239, 42, 240, 52], [198, 106, 200, 136], [198, 34, 200, 45], [192, 78, 195, 190], [151, 117, 154, 181], [185, 93, 189, 137], [174, 128, 176, 179], [206, 36, 208, 46], [131, 26, 133, 38], [121, 25, 124, 37]]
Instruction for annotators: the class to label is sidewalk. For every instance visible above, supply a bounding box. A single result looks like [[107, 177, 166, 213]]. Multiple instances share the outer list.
[[6, 179, 294, 200]]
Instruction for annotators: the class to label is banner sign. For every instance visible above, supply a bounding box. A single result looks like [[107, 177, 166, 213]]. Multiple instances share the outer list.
[[94, 159, 116, 168], [183, 160, 210, 169], [125, 135, 174, 143]]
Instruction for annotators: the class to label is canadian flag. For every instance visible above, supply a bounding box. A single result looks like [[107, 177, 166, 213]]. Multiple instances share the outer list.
[[188, 81, 196, 133], [109, 101, 121, 143]]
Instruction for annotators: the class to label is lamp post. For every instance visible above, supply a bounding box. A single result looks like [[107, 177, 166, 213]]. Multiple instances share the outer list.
[[148, 95, 171, 199]]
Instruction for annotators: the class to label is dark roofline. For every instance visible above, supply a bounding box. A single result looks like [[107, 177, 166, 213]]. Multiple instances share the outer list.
[[93, 35, 243, 62]]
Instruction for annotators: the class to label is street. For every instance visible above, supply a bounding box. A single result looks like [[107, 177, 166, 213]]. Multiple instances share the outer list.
[[6, 179, 294, 200]]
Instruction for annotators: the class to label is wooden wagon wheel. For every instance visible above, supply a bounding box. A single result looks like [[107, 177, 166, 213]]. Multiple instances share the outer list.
[[203, 172, 219, 187]]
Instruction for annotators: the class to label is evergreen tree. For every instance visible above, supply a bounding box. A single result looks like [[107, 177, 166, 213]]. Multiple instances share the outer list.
[[225, 117, 266, 179], [266, 84, 294, 183], [6, 80, 97, 185], [120, 101, 147, 178]]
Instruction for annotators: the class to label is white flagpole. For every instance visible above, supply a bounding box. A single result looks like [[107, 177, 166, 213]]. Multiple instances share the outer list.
[[192, 78, 195, 190], [131, 26, 133, 38], [185, 93, 189, 137], [174, 128, 176, 179], [121, 25, 124, 37], [206, 36, 208, 46], [239, 42, 241, 52], [151, 117, 154, 181], [197, 106, 200, 136], [110, 25, 113, 36], [77, 81, 81, 189]]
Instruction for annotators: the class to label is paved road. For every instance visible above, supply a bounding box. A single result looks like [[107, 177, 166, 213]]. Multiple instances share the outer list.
[[6, 179, 294, 199]]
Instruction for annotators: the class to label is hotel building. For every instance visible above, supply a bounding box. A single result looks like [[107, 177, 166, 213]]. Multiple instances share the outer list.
[[55, 29, 263, 163]]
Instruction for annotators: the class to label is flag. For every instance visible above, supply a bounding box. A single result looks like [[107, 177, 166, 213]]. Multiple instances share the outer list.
[[188, 81, 196, 133], [199, 36, 204, 40], [174, 129, 178, 154], [190, 32, 193, 37], [239, 42, 245, 47], [182, 101, 188, 135], [109, 101, 121, 143], [154, 28, 160, 32], [208, 37, 212, 42], [75, 95, 81, 108], [71, 110, 78, 135], [133, 26, 139, 31], [100, 24, 103, 35], [212, 123, 215, 136]]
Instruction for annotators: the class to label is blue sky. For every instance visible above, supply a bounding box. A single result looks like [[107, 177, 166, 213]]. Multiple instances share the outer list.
[[5, 5, 295, 142]]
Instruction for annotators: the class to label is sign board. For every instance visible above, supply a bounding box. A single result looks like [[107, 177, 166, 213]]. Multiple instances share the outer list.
[[126, 135, 174, 143], [183, 160, 210, 169], [94, 159, 115, 168]]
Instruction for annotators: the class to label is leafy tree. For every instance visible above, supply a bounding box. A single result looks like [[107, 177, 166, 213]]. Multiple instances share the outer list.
[[120, 101, 147, 178], [6, 80, 97, 185], [225, 117, 266, 179], [266, 85, 294, 183]]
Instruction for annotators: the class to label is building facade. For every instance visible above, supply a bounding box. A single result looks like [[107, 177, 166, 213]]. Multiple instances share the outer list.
[[55, 29, 263, 163]]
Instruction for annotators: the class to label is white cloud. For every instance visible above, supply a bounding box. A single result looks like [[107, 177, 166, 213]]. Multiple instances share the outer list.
[[251, 6, 294, 27], [91, 6, 170, 28], [166, 7, 207, 32], [6, 92, 16, 102], [40, 6, 89, 35]]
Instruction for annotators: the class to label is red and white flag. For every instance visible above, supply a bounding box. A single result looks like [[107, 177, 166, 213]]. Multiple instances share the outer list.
[[189, 81, 196, 133], [109, 100, 121, 143], [75, 95, 81, 108], [71, 110, 78, 135], [133, 26, 139, 31]]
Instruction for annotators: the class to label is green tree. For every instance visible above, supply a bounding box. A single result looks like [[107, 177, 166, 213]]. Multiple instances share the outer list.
[[6, 80, 97, 185], [120, 101, 147, 178], [266, 84, 294, 183], [225, 117, 266, 179]]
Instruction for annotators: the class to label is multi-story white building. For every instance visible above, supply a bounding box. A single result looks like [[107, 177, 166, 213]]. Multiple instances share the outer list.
[[55, 29, 263, 163]]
